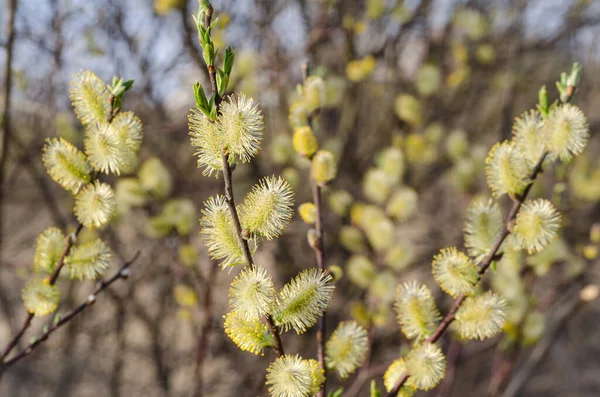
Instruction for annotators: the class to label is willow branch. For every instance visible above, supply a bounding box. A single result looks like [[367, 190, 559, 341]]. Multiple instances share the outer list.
[[385, 151, 548, 397], [2, 252, 139, 369], [0, 0, 18, 260], [0, 92, 121, 374], [192, 260, 218, 397], [302, 62, 328, 397], [0, 223, 84, 364], [200, 4, 284, 358]]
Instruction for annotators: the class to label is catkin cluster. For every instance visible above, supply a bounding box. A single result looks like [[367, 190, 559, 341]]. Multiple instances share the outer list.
[[24, 71, 141, 316], [382, 64, 589, 395]]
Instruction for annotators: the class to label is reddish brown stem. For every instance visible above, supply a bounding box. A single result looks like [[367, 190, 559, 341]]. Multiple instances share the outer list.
[[303, 62, 328, 397], [2, 252, 139, 368], [385, 152, 548, 397], [0, 223, 84, 362], [199, 5, 284, 358]]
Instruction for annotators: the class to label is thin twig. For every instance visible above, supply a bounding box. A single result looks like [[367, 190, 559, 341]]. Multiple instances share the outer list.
[[192, 260, 219, 397], [0, 223, 84, 363], [501, 286, 588, 397], [0, 0, 18, 260], [302, 61, 328, 397], [200, 3, 284, 358], [385, 151, 549, 397], [437, 339, 461, 397], [2, 251, 140, 368]]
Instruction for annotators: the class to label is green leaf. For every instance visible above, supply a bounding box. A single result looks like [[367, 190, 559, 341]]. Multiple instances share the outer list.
[[370, 381, 381, 397], [328, 388, 344, 397]]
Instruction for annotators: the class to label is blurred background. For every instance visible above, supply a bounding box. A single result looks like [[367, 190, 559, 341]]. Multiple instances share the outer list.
[[1, 0, 600, 396]]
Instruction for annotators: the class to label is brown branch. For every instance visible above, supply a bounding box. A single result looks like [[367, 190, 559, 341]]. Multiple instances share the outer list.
[[501, 285, 594, 397], [302, 63, 328, 397], [2, 251, 139, 369], [192, 260, 219, 397], [385, 151, 549, 397], [0, 0, 18, 259], [198, 3, 284, 358], [0, 223, 84, 364], [436, 339, 461, 397]]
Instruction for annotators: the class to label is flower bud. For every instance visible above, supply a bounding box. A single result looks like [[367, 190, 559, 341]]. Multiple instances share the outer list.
[[307, 228, 320, 251], [293, 126, 318, 157], [298, 202, 317, 224], [304, 76, 326, 113], [311, 150, 337, 185]]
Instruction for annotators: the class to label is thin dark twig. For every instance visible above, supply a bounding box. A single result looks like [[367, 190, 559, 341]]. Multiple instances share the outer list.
[[0, 0, 18, 259], [200, 3, 284, 358], [385, 151, 549, 397], [302, 62, 328, 397], [2, 251, 140, 368], [192, 260, 219, 397], [0, 223, 84, 362]]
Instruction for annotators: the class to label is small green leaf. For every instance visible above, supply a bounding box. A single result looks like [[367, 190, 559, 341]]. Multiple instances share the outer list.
[[370, 380, 381, 397], [328, 388, 344, 397], [193, 82, 209, 111]]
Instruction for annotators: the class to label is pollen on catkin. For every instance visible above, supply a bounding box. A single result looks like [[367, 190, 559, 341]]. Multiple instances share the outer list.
[[312, 150, 337, 185], [513, 199, 561, 254], [42, 138, 92, 194], [303, 75, 326, 113], [328, 189, 353, 217], [404, 343, 446, 390], [455, 291, 507, 340], [22, 279, 60, 316], [266, 355, 322, 397], [223, 311, 274, 355], [376, 147, 405, 184], [219, 93, 264, 162], [228, 265, 275, 320], [464, 197, 503, 263], [544, 104, 589, 162], [34, 228, 65, 273], [200, 195, 257, 268], [305, 359, 326, 395], [339, 226, 367, 254], [325, 321, 369, 378], [432, 247, 478, 297], [84, 122, 131, 175], [485, 141, 529, 197], [383, 359, 416, 397], [74, 181, 116, 229], [512, 110, 546, 166], [64, 239, 113, 280], [69, 70, 111, 125], [346, 255, 376, 289], [239, 176, 294, 240], [394, 282, 441, 341], [111, 111, 143, 153], [293, 126, 318, 157], [298, 202, 317, 224], [188, 107, 227, 177], [363, 168, 393, 204], [386, 186, 418, 221], [273, 268, 334, 333]]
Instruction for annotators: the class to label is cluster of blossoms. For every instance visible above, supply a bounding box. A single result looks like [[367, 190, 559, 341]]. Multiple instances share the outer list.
[[23, 71, 142, 316]]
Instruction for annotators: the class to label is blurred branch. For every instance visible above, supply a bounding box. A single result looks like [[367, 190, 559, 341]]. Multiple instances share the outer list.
[[437, 339, 462, 397], [385, 151, 550, 396], [0, 223, 83, 370], [501, 285, 596, 397], [303, 63, 328, 397], [181, 0, 209, 75], [0, 0, 18, 256], [192, 260, 219, 397], [1, 251, 140, 370]]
